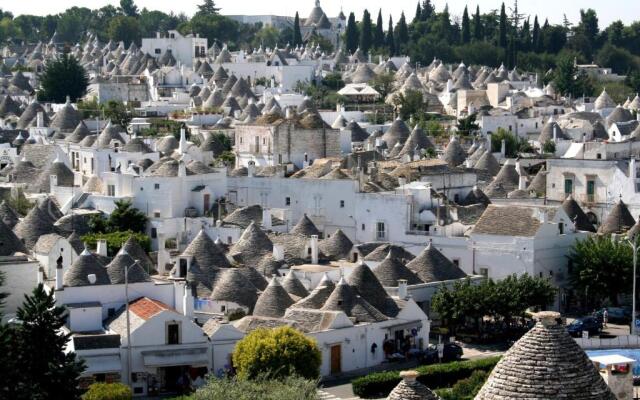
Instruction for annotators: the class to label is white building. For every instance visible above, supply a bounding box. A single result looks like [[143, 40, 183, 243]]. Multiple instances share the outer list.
[[141, 31, 208, 68]]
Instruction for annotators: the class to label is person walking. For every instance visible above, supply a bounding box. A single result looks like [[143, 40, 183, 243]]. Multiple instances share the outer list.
[[603, 308, 608, 328]]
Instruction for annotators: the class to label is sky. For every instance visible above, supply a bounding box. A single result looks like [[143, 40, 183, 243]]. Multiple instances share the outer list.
[[4, 0, 640, 28]]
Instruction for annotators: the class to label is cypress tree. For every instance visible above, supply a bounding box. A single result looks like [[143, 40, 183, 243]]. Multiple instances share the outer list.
[[293, 12, 302, 46], [360, 9, 373, 54], [499, 2, 508, 48], [345, 12, 359, 54], [387, 15, 396, 56], [374, 9, 385, 49], [461, 6, 471, 44], [395, 12, 409, 55], [532, 16, 541, 52], [421, 0, 434, 21], [473, 5, 482, 41], [414, 2, 422, 23]]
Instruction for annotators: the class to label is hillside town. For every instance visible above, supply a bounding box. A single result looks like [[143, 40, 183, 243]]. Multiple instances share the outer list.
[[1, 0, 640, 399]]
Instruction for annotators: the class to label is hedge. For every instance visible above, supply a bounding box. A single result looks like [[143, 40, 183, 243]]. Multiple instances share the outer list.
[[83, 382, 132, 400], [351, 356, 500, 399], [81, 231, 151, 256]]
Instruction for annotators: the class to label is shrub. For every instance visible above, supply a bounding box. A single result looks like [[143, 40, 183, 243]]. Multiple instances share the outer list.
[[351, 356, 500, 399], [436, 370, 489, 400], [232, 326, 321, 380], [81, 231, 151, 256], [188, 375, 318, 400], [83, 382, 132, 400]]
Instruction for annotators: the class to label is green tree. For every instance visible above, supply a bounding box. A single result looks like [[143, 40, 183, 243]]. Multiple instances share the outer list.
[[569, 235, 633, 307], [577, 8, 599, 44], [472, 5, 482, 41], [190, 376, 318, 400], [596, 44, 640, 75], [371, 72, 396, 98], [345, 12, 359, 54], [102, 100, 132, 127], [413, 2, 422, 23], [118, 0, 138, 17], [233, 326, 321, 380], [553, 55, 594, 97], [498, 3, 508, 49], [108, 199, 148, 233], [541, 140, 556, 154], [392, 90, 424, 120], [461, 6, 471, 44], [386, 16, 396, 56], [456, 113, 479, 136], [532, 16, 541, 52], [395, 12, 409, 54], [360, 9, 372, 54], [107, 15, 141, 46], [421, 0, 435, 21], [38, 53, 88, 103], [293, 12, 302, 46], [7, 284, 85, 399], [490, 128, 532, 157], [374, 10, 385, 49], [83, 382, 132, 400], [197, 0, 220, 16]]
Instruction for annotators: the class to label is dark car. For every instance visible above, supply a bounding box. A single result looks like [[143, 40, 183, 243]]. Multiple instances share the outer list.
[[567, 316, 602, 337], [420, 343, 464, 364]]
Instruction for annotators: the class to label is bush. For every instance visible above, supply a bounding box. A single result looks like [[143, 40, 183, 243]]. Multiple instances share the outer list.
[[188, 375, 318, 400], [351, 356, 500, 399], [83, 382, 132, 400], [436, 370, 489, 400], [82, 231, 151, 256], [232, 326, 321, 380]]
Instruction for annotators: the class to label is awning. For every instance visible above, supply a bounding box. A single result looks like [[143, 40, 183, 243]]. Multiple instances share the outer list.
[[142, 347, 208, 367], [386, 320, 423, 332], [81, 354, 122, 375]]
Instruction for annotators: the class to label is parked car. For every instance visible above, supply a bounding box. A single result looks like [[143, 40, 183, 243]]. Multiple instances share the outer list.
[[420, 343, 464, 364], [567, 317, 603, 337]]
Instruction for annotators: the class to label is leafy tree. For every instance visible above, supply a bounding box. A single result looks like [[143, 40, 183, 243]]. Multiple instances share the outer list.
[[102, 100, 132, 127], [108, 199, 148, 233], [532, 16, 541, 52], [233, 326, 321, 380], [82, 231, 151, 255], [420, 0, 435, 21], [374, 10, 385, 49], [371, 72, 395, 98], [456, 113, 479, 136], [108, 15, 141, 46], [360, 10, 372, 54], [438, 370, 489, 400], [577, 8, 599, 44], [461, 6, 471, 44], [38, 53, 88, 103], [118, 0, 138, 17], [553, 55, 594, 98], [190, 375, 318, 400], [197, 0, 220, 16], [541, 140, 556, 154], [181, 14, 239, 46], [5, 284, 86, 399], [345, 12, 359, 54], [392, 90, 424, 120], [386, 16, 396, 56], [490, 128, 532, 157], [596, 44, 640, 75], [569, 235, 633, 307], [293, 12, 302, 46], [414, 3, 422, 23], [83, 382, 132, 400]]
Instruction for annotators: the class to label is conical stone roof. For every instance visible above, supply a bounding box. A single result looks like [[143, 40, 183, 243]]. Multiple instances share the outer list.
[[210, 268, 259, 311], [0, 219, 27, 255], [598, 200, 636, 234], [562, 195, 595, 232], [475, 311, 616, 400], [63, 248, 111, 287], [182, 229, 231, 273], [252, 276, 294, 318], [292, 273, 335, 310], [406, 243, 467, 283], [14, 206, 55, 249], [106, 251, 152, 284], [318, 229, 353, 260], [382, 118, 411, 149], [290, 214, 321, 237], [282, 269, 309, 298], [50, 99, 81, 132], [348, 261, 400, 317], [373, 252, 422, 286], [442, 137, 467, 167], [0, 200, 20, 229], [388, 370, 441, 400], [321, 277, 387, 323]]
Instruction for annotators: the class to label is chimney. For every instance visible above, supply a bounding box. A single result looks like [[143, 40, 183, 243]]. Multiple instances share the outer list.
[[310, 235, 319, 264], [179, 128, 187, 154], [500, 139, 506, 157], [49, 174, 58, 189], [182, 283, 194, 318], [273, 244, 285, 261], [398, 279, 408, 299], [247, 161, 255, 177], [96, 239, 108, 257], [37, 266, 44, 285], [516, 160, 527, 190], [178, 160, 187, 177], [55, 262, 64, 290], [553, 125, 558, 142], [539, 209, 548, 223], [87, 274, 97, 285], [262, 208, 272, 229], [285, 107, 293, 119], [37, 111, 44, 128], [631, 158, 637, 181]]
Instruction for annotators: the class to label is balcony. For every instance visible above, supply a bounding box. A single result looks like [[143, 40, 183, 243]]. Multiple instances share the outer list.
[[577, 193, 596, 205]]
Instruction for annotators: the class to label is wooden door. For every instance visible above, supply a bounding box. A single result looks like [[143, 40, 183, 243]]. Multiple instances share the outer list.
[[203, 194, 211, 213], [330, 345, 341, 375]]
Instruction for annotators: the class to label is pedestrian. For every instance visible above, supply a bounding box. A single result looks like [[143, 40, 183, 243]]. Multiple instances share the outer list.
[[603, 308, 608, 328]]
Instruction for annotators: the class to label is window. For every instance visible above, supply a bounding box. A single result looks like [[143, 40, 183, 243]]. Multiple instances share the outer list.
[[153, 211, 161, 218], [154, 183, 160, 190], [155, 48, 161, 54], [285, 197, 291, 206], [564, 179, 573, 195], [107, 185, 115, 197], [558, 222, 564, 234], [151, 228, 157, 239], [227, 236, 232, 244], [453, 259, 460, 268], [376, 222, 386, 240], [95, 374, 106, 382], [340, 200, 345, 208], [597, 153, 602, 159], [221, 305, 226, 312], [362, 223, 365, 231], [107, 308, 116, 317], [167, 323, 180, 344], [586, 179, 595, 201], [479, 268, 488, 277]]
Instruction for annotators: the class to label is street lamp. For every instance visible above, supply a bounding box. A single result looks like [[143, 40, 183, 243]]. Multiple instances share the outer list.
[[120, 249, 140, 388], [627, 234, 639, 335]]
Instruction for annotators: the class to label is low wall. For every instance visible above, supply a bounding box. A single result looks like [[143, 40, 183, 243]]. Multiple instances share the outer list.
[[574, 334, 639, 349]]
